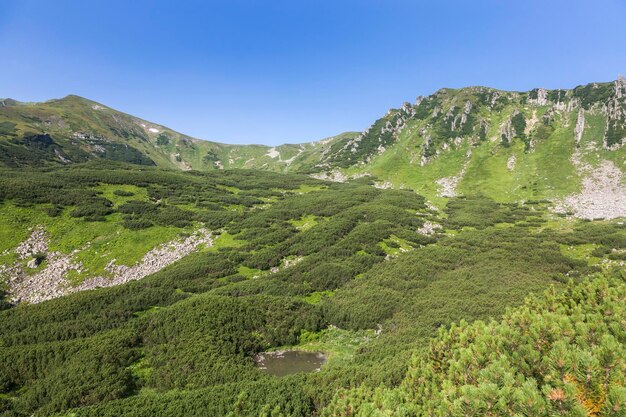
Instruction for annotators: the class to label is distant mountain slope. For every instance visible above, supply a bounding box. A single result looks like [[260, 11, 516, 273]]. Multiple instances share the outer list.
[[0, 95, 357, 171], [314, 78, 626, 209], [2, 78, 625, 211]]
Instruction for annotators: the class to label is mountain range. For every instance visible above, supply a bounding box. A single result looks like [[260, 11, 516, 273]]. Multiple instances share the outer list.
[[2, 78, 625, 209]]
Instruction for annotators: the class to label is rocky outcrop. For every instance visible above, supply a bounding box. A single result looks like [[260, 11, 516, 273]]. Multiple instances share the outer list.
[[615, 75, 625, 99], [15, 226, 48, 259], [500, 118, 513, 145], [528, 88, 549, 106], [506, 155, 516, 172], [574, 109, 585, 144], [417, 221, 441, 235], [454, 101, 473, 132], [2, 228, 213, 304], [266, 148, 280, 159], [75, 230, 213, 294], [603, 80, 626, 149], [269, 256, 304, 274], [373, 181, 392, 189], [330, 102, 416, 165]]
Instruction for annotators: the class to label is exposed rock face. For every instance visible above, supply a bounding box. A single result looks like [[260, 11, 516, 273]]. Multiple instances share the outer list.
[[603, 80, 626, 149], [615, 75, 625, 99], [266, 148, 280, 159], [2, 228, 213, 304], [218, 80, 626, 175], [436, 158, 470, 198], [500, 118, 513, 145], [524, 110, 539, 137], [0, 98, 18, 107], [324, 102, 416, 166], [574, 109, 585, 144], [447, 100, 473, 133], [26, 258, 40, 269], [507, 155, 517, 172], [528, 88, 549, 106], [54, 149, 71, 163]]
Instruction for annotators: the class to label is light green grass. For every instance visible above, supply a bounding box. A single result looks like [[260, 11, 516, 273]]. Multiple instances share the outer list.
[[291, 184, 327, 193], [288, 215, 318, 231], [379, 235, 414, 256], [238, 265, 263, 278], [215, 184, 241, 194], [208, 232, 247, 251], [0, 202, 190, 280], [277, 326, 377, 367], [303, 290, 334, 305], [94, 184, 149, 206], [559, 243, 601, 266]]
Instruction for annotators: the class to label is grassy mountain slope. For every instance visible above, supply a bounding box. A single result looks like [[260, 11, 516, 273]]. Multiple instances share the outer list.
[[323, 79, 626, 206], [0, 95, 356, 172], [2, 78, 624, 208]]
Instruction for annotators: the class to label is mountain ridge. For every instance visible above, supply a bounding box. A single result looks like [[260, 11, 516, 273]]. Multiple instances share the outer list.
[[1, 78, 625, 210]]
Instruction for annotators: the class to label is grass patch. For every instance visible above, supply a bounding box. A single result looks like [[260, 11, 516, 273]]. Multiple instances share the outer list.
[[94, 184, 149, 207], [292, 326, 377, 367], [289, 215, 318, 231], [208, 232, 247, 251], [303, 290, 334, 305], [238, 265, 262, 278], [379, 235, 414, 256]]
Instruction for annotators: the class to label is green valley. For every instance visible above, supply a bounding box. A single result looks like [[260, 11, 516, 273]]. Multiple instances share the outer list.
[[0, 78, 624, 417]]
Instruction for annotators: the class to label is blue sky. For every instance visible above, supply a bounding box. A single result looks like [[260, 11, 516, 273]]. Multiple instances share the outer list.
[[1, 0, 625, 145]]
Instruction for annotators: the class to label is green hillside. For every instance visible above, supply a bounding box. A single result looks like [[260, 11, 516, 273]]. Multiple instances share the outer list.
[[0, 95, 356, 172], [322, 80, 626, 208]]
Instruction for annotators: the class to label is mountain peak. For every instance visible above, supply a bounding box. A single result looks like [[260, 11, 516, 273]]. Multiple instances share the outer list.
[[0, 98, 19, 107]]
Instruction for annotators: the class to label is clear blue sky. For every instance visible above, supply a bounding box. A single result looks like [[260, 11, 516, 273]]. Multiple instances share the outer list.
[[1, 0, 624, 145]]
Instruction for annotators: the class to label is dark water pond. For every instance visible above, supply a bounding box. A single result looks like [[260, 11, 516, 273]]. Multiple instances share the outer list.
[[255, 350, 327, 376]]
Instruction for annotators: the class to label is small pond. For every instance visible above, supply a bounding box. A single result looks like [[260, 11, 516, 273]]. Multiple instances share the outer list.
[[255, 350, 327, 376]]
